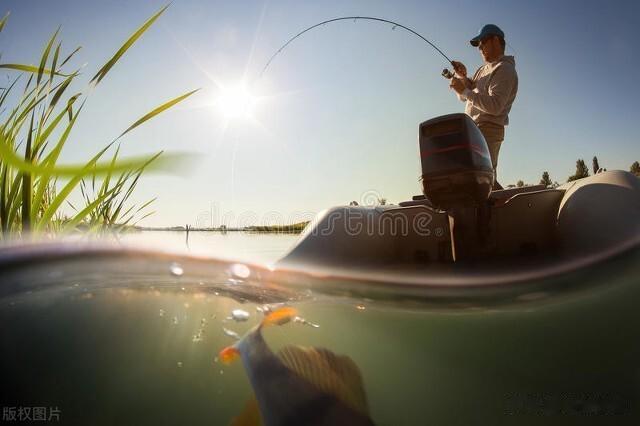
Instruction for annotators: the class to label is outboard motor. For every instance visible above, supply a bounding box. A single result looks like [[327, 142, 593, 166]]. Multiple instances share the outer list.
[[419, 113, 494, 210], [419, 114, 495, 260]]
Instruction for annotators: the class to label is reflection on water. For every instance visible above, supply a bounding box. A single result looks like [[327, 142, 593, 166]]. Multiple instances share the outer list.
[[1, 244, 639, 424], [119, 230, 300, 264]]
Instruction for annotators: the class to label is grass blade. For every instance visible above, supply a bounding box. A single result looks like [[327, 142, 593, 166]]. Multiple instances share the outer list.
[[58, 46, 81, 69], [49, 42, 62, 86], [0, 75, 21, 108], [66, 93, 81, 120], [62, 185, 122, 233], [38, 27, 60, 85], [2, 141, 193, 177], [135, 197, 156, 215], [35, 159, 104, 232], [43, 74, 74, 123], [30, 105, 81, 220], [90, 5, 169, 86], [0, 12, 9, 33], [0, 166, 7, 234], [21, 113, 35, 231], [132, 210, 155, 226], [118, 89, 199, 138], [96, 145, 121, 203], [6, 172, 22, 232], [0, 63, 67, 76]]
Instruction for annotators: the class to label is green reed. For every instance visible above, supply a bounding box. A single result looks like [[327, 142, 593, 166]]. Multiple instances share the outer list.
[[0, 6, 197, 238]]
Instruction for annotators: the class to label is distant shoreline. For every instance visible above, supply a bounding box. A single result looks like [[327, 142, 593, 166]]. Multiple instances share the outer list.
[[133, 221, 309, 234]]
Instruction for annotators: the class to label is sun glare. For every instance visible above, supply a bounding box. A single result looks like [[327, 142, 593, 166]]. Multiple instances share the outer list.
[[215, 83, 258, 120]]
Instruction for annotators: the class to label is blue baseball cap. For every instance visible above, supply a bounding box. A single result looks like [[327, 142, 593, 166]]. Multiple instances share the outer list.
[[470, 24, 505, 47]]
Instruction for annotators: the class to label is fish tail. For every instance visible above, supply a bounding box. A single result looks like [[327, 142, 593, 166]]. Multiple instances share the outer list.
[[277, 346, 371, 417]]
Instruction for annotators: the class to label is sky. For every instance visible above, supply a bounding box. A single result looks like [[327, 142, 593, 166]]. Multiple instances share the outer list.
[[1, 0, 639, 227]]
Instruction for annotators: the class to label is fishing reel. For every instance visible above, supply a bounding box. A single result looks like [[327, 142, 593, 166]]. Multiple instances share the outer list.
[[442, 68, 455, 79]]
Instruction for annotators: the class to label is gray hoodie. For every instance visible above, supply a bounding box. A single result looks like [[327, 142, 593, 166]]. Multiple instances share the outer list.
[[459, 55, 518, 127]]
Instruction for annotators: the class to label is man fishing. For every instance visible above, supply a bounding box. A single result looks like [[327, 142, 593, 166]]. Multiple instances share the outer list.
[[448, 24, 518, 189]]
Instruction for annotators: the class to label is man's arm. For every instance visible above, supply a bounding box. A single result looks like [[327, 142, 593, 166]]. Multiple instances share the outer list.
[[463, 65, 516, 115]]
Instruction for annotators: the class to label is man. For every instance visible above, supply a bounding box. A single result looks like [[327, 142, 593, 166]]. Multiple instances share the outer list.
[[449, 24, 518, 189]]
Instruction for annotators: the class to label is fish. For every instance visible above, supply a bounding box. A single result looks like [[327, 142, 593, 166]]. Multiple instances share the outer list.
[[219, 307, 374, 426]]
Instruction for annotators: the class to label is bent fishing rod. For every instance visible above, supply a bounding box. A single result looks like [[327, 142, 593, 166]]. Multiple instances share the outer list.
[[260, 16, 458, 80]]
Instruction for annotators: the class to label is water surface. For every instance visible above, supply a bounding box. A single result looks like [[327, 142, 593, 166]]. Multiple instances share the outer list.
[[1, 240, 639, 425], [119, 230, 299, 264]]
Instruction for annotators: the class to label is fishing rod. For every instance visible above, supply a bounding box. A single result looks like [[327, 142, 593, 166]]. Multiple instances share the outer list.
[[260, 16, 456, 79]]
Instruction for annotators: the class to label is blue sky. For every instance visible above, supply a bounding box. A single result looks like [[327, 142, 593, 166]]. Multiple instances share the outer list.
[[1, 0, 638, 226]]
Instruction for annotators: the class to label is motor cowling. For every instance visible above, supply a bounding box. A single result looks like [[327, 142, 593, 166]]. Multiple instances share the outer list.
[[419, 113, 494, 210]]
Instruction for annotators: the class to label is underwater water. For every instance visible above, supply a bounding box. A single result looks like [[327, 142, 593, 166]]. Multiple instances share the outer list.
[[1, 242, 639, 425]]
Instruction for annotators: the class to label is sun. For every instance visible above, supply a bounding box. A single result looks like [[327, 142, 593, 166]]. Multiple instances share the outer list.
[[214, 82, 258, 120]]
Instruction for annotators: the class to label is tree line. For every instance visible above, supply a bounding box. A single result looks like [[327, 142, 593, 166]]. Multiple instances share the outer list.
[[512, 157, 640, 189]]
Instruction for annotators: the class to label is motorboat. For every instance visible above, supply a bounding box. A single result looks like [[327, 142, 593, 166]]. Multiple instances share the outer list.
[[276, 114, 640, 271]]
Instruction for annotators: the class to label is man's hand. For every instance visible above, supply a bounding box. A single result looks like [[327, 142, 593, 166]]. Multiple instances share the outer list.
[[449, 77, 466, 95], [451, 61, 467, 78]]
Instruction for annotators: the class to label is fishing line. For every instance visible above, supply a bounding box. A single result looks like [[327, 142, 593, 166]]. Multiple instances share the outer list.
[[259, 16, 453, 77]]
